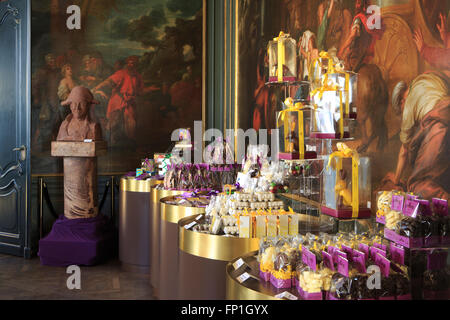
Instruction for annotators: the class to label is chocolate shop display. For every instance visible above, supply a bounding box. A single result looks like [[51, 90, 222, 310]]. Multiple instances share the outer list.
[[227, 229, 449, 300]]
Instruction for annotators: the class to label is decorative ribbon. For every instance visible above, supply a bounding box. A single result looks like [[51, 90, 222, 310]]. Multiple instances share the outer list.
[[327, 143, 360, 218], [277, 99, 305, 158], [310, 51, 352, 120], [274, 31, 289, 82]]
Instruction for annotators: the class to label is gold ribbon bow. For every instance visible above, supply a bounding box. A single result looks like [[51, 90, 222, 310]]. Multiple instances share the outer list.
[[274, 31, 290, 82], [310, 51, 352, 119]]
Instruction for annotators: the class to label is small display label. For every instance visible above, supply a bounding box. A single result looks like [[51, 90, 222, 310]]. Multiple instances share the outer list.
[[358, 243, 369, 257], [322, 251, 335, 271], [233, 258, 246, 270], [375, 253, 390, 277], [236, 272, 258, 284], [403, 199, 420, 218], [337, 255, 349, 277], [302, 248, 317, 271], [391, 195, 404, 212], [184, 221, 197, 230], [275, 291, 298, 300], [390, 244, 405, 265]]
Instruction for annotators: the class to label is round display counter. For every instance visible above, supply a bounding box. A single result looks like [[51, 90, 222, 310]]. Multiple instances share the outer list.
[[159, 196, 206, 300], [226, 251, 286, 300], [119, 177, 162, 273], [149, 188, 184, 293], [177, 215, 260, 300]]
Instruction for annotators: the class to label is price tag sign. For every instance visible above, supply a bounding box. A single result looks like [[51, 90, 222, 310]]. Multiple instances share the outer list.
[[232, 258, 246, 270], [375, 253, 390, 277], [302, 248, 317, 271], [236, 272, 258, 284], [83, 139, 93, 143], [195, 215, 203, 221], [337, 255, 349, 277], [184, 221, 197, 230], [358, 243, 369, 257], [275, 291, 298, 300], [403, 199, 419, 218], [322, 251, 335, 271], [390, 244, 405, 265], [391, 195, 404, 212]]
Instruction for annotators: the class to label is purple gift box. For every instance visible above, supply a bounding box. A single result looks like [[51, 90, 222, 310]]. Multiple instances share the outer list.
[[296, 283, 323, 300], [384, 228, 423, 249], [270, 274, 292, 289], [259, 270, 271, 282]]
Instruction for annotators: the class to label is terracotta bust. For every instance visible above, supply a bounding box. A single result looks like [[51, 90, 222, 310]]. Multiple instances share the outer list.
[[54, 86, 103, 219], [57, 86, 102, 141]]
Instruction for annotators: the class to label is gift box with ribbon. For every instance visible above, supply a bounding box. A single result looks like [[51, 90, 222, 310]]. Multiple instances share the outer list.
[[308, 103, 357, 139], [321, 143, 371, 219], [309, 52, 358, 127], [268, 31, 297, 83], [277, 98, 317, 160]]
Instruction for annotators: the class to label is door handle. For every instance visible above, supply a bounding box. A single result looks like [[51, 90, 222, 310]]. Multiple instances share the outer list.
[[13, 145, 26, 161]]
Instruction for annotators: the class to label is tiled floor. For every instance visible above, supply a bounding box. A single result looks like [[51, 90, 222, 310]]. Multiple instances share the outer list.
[[0, 254, 155, 300]]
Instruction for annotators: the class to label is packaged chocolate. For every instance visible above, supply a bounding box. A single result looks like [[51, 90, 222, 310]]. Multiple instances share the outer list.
[[376, 191, 393, 224], [270, 251, 293, 289], [277, 100, 317, 160], [417, 200, 440, 247], [258, 238, 276, 282], [268, 32, 297, 83], [423, 250, 450, 300], [329, 256, 355, 300], [322, 144, 371, 219], [433, 198, 450, 245], [297, 247, 323, 300]]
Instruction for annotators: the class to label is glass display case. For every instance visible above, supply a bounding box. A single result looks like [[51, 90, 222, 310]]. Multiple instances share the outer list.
[[322, 155, 372, 219], [268, 32, 297, 83]]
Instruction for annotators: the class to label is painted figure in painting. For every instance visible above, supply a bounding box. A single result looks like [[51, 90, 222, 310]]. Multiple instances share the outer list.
[[387, 11, 450, 200], [338, 0, 382, 72], [391, 73, 449, 200], [93, 56, 159, 146], [58, 64, 78, 102], [299, 31, 319, 81], [413, 13, 450, 76], [32, 53, 63, 148], [317, 0, 335, 52], [338, 0, 388, 153]]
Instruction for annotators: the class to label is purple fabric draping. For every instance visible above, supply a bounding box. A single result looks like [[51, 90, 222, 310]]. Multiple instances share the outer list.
[[38, 214, 116, 267]]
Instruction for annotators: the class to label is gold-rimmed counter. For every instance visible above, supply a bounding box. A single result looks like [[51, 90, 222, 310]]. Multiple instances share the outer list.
[[149, 188, 184, 293], [226, 251, 295, 300], [119, 177, 162, 274], [177, 215, 260, 300], [159, 196, 206, 300]]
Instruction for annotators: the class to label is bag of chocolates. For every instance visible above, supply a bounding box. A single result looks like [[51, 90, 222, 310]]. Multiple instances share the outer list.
[[433, 198, 450, 245], [423, 250, 450, 300]]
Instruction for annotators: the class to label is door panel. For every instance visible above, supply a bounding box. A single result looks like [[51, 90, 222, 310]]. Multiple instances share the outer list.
[[0, 0, 31, 257]]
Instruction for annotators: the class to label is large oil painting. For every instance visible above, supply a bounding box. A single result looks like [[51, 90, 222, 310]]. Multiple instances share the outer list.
[[238, 0, 450, 201], [31, 0, 204, 174]]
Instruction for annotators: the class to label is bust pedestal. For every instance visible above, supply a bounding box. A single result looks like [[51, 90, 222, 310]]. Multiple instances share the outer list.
[[38, 140, 115, 267], [51, 141, 107, 219]]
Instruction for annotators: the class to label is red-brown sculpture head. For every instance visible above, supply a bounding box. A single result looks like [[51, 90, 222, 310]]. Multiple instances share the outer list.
[[61, 86, 99, 120]]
